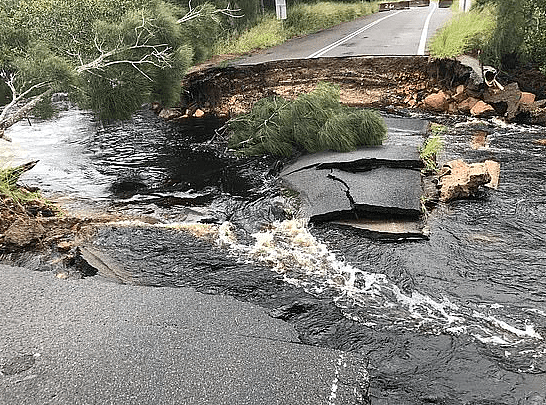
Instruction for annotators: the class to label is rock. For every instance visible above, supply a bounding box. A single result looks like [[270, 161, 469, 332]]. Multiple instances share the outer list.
[[447, 102, 458, 114], [57, 241, 73, 251], [457, 97, 479, 113], [4, 218, 45, 246], [193, 109, 205, 118], [437, 159, 499, 202], [453, 85, 467, 102], [423, 91, 449, 112], [484, 160, 500, 189], [150, 102, 162, 113], [520, 92, 536, 105], [158, 108, 181, 120], [533, 139, 546, 146], [470, 100, 496, 117], [471, 130, 488, 149], [483, 82, 521, 120]]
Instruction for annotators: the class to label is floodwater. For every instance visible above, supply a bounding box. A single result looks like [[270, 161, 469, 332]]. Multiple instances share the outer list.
[[3, 107, 546, 404]]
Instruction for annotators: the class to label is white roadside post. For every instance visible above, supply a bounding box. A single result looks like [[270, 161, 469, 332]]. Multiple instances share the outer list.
[[276, 0, 287, 20], [459, 0, 471, 12]]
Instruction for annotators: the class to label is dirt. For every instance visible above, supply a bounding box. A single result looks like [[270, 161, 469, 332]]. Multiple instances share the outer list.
[[180, 56, 466, 116], [176, 55, 546, 125]]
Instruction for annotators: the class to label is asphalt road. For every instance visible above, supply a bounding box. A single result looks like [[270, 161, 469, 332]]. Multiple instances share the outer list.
[[239, 3, 453, 64], [0, 265, 367, 404]]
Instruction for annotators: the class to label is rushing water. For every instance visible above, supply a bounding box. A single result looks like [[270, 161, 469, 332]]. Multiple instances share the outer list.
[[3, 107, 546, 404]]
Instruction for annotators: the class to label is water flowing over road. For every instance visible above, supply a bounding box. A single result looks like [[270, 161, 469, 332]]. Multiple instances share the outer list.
[[3, 106, 546, 403]]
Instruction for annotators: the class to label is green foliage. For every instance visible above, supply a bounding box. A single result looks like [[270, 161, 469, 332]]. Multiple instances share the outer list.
[[0, 166, 41, 204], [0, 0, 220, 121], [434, 0, 546, 71], [228, 82, 387, 157], [429, 6, 495, 58], [284, 1, 379, 37], [483, 0, 525, 67], [521, 1, 546, 70], [419, 129, 444, 174]]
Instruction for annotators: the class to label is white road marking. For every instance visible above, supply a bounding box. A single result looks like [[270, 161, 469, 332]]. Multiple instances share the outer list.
[[306, 10, 404, 59], [417, 2, 437, 55]]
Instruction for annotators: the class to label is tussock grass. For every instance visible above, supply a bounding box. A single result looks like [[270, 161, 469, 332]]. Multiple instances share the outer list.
[[227, 82, 387, 157], [419, 125, 445, 173], [217, 1, 380, 55], [428, 6, 495, 58]]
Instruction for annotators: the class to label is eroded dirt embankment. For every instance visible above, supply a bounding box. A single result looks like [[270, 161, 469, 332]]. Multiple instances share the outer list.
[[177, 56, 546, 125]]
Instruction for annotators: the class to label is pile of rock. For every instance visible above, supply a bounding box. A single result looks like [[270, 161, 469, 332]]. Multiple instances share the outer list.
[[150, 102, 205, 120], [421, 82, 543, 122]]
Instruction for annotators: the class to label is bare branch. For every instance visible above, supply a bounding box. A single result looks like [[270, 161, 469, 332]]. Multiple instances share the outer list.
[[0, 69, 50, 124], [176, 1, 243, 24]]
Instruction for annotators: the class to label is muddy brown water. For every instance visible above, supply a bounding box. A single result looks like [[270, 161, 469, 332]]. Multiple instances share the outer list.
[[3, 108, 546, 404]]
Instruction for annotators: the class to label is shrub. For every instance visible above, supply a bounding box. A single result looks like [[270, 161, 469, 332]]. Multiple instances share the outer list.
[[227, 82, 387, 157]]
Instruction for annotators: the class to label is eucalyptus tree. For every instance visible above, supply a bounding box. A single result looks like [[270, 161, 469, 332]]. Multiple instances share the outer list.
[[0, 0, 232, 141]]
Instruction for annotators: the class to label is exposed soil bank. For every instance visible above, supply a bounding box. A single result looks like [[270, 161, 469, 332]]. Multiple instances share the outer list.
[[176, 56, 546, 125]]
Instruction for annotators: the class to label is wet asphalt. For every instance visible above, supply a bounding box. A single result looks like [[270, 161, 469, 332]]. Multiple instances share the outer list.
[[0, 265, 367, 404]]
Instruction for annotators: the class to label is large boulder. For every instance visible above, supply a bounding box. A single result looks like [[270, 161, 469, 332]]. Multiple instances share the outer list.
[[437, 159, 500, 202], [457, 96, 479, 113], [483, 82, 522, 120]]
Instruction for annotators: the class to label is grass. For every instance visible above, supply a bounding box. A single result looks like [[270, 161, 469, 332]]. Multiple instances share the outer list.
[[419, 126, 445, 173], [215, 15, 284, 54], [0, 166, 42, 205], [216, 1, 380, 55], [428, 5, 495, 58]]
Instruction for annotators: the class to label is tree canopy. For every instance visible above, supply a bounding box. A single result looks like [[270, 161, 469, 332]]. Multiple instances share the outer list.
[[0, 0, 232, 139]]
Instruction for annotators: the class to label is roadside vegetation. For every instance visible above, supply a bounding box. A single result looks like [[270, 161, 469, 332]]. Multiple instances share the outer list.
[[428, 5, 495, 58], [227, 82, 386, 157], [216, 1, 380, 55], [430, 0, 546, 73]]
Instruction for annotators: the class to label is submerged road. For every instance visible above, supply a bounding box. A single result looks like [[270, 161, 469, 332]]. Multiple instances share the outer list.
[[239, 3, 452, 64]]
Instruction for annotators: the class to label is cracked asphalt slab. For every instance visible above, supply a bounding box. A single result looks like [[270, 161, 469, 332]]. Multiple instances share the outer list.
[[0, 265, 368, 405], [280, 117, 426, 222]]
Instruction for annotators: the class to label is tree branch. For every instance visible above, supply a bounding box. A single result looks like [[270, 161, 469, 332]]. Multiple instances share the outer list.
[[176, 1, 242, 24], [0, 88, 53, 142]]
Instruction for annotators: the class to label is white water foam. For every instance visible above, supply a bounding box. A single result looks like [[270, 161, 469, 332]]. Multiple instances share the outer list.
[[203, 220, 544, 348]]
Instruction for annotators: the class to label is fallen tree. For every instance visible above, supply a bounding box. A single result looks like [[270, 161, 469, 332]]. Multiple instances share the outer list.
[[0, 0, 239, 140]]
